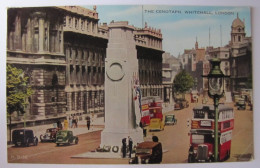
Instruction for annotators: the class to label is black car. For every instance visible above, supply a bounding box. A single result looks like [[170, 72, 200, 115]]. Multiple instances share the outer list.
[[12, 129, 38, 147]]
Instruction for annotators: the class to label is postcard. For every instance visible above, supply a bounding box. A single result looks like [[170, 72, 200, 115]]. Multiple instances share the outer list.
[[3, 3, 256, 168]]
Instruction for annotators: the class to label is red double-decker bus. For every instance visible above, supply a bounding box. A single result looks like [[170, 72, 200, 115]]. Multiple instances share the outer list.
[[188, 104, 234, 162], [140, 96, 163, 126]]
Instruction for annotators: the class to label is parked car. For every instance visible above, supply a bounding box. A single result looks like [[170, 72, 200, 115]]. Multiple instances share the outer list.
[[174, 99, 189, 110], [129, 141, 162, 164], [149, 118, 164, 131], [237, 98, 246, 110], [12, 129, 38, 147], [164, 114, 177, 125], [55, 130, 79, 146], [40, 128, 60, 142]]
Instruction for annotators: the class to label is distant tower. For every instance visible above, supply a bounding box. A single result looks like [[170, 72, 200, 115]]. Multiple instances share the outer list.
[[231, 13, 245, 44], [93, 5, 97, 11], [195, 36, 198, 50]]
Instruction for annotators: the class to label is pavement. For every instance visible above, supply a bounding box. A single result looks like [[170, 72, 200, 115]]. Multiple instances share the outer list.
[[68, 117, 105, 136], [7, 117, 105, 148]]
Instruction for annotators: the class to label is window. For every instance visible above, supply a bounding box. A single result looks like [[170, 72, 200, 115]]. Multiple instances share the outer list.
[[75, 19, 78, 29], [63, 17, 66, 27], [69, 17, 72, 27], [81, 20, 84, 30], [194, 110, 205, 119]]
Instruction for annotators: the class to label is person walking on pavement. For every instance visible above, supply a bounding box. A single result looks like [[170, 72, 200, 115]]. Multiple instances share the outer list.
[[72, 115, 76, 128], [87, 116, 91, 130], [75, 116, 78, 128], [69, 116, 72, 128], [122, 138, 127, 158], [128, 136, 133, 158]]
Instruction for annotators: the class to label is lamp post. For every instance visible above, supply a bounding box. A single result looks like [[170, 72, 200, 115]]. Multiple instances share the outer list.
[[202, 58, 228, 162]]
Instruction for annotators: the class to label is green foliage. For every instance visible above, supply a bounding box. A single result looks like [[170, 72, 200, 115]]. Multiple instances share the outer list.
[[173, 70, 194, 94], [7, 64, 33, 115]]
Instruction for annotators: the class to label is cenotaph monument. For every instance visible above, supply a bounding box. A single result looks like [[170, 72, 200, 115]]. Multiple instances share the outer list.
[[100, 21, 143, 150]]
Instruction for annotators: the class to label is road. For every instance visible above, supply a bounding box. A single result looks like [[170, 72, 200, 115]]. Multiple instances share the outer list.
[[8, 98, 253, 164]]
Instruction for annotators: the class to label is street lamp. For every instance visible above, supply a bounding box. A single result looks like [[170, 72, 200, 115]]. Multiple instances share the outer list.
[[202, 58, 228, 162]]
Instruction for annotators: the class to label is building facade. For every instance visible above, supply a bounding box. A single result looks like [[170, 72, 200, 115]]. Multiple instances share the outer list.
[[7, 6, 164, 134], [135, 22, 164, 98], [229, 14, 252, 92], [162, 52, 180, 111]]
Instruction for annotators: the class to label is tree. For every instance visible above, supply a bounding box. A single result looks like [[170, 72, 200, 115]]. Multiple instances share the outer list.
[[7, 64, 33, 142], [173, 70, 194, 99]]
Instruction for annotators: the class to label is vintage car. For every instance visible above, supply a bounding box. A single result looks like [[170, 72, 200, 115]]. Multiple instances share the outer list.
[[129, 141, 162, 164], [164, 114, 177, 125], [149, 118, 164, 131], [174, 99, 189, 110], [40, 128, 59, 142], [56, 130, 79, 146], [237, 98, 246, 110], [12, 129, 38, 147]]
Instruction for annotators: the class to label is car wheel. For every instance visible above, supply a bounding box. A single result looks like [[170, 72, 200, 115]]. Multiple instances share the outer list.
[[34, 137, 38, 146], [75, 138, 78, 144], [56, 143, 60, 146], [26, 139, 30, 147], [40, 135, 43, 142]]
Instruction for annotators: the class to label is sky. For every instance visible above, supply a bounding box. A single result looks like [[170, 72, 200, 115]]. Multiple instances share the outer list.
[[85, 5, 251, 57]]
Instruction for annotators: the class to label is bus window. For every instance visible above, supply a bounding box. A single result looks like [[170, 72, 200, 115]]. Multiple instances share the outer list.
[[194, 110, 205, 119], [208, 111, 215, 119]]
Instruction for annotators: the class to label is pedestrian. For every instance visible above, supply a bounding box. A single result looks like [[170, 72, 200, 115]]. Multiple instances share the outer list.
[[152, 135, 159, 142], [72, 115, 76, 128], [122, 138, 127, 158], [87, 116, 91, 130], [69, 116, 72, 128], [140, 122, 147, 137], [75, 116, 78, 128], [128, 136, 133, 158]]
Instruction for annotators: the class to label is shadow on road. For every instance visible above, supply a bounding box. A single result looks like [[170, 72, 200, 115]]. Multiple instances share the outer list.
[[233, 153, 253, 161]]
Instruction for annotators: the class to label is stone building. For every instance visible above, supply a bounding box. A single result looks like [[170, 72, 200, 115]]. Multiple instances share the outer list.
[[179, 14, 252, 95], [162, 52, 180, 111], [6, 6, 163, 134], [61, 6, 108, 119], [179, 39, 210, 93], [135, 22, 164, 98], [229, 14, 252, 92], [7, 7, 68, 125]]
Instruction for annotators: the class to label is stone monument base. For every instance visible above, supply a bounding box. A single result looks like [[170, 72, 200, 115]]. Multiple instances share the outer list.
[[100, 127, 143, 148]]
